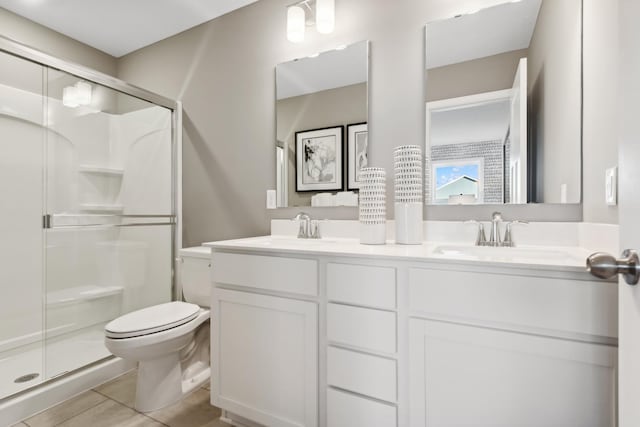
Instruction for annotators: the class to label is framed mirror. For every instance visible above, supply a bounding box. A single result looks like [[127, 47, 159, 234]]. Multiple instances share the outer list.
[[425, 0, 582, 206], [275, 40, 369, 208]]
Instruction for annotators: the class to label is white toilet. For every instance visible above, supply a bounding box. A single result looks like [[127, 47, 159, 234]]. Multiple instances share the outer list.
[[104, 246, 212, 412]]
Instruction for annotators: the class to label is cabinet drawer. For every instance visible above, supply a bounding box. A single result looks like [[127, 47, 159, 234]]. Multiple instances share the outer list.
[[212, 252, 318, 296], [409, 268, 618, 338], [327, 303, 396, 353], [327, 263, 396, 309], [327, 346, 396, 403], [327, 387, 396, 427]]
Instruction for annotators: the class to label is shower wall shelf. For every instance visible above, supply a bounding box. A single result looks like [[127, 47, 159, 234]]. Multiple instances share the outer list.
[[78, 203, 124, 213], [47, 285, 124, 307], [79, 165, 125, 176]]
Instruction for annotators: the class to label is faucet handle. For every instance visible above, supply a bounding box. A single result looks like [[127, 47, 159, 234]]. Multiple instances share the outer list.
[[503, 220, 529, 247], [310, 220, 321, 239], [465, 220, 487, 246], [292, 212, 311, 238]]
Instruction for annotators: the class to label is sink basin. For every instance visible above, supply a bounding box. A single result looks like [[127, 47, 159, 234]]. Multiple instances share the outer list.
[[432, 245, 583, 263]]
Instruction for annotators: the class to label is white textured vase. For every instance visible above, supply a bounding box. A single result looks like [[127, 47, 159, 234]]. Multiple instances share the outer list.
[[394, 145, 423, 245], [359, 167, 386, 245], [395, 202, 423, 244]]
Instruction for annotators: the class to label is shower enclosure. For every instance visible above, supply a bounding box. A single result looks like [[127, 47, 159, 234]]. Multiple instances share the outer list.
[[0, 38, 179, 400]]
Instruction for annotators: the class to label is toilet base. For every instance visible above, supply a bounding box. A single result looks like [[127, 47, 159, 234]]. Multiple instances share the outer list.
[[136, 353, 184, 412]]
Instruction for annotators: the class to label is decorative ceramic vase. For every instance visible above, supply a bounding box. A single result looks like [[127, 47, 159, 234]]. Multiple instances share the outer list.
[[359, 167, 387, 245], [394, 145, 423, 244]]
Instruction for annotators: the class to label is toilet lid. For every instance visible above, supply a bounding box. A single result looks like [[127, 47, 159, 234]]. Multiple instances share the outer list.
[[105, 301, 200, 339]]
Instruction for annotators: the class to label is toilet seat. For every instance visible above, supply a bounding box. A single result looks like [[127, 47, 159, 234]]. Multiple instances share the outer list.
[[105, 301, 201, 339]]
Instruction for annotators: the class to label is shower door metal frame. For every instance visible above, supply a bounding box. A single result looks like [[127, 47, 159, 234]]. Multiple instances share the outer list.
[[0, 34, 182, 299], [0, 35, 182, 400]]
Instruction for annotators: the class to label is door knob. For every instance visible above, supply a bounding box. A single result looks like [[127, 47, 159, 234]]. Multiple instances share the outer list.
[[586, 249, 640, 285]]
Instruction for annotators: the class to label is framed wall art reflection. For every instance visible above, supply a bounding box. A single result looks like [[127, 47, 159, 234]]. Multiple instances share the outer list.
[[295, 126, 344, 192], [347, 122, 368, 190]]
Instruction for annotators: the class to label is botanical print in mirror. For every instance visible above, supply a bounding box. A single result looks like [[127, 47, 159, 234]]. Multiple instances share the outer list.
[[276, 40, 369, 207], [295, 126, 344, 192], [347, 122, 368, 190]]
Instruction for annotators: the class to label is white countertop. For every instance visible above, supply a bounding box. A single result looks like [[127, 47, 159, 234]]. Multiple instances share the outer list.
[[204, 235, 595, 274]]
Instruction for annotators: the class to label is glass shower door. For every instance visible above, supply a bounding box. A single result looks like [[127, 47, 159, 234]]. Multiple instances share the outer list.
[[0, 51, 46, 397], [43, 69, 174, 379]]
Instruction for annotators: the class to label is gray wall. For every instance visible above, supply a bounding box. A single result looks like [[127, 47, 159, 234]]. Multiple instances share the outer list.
[[582, 0, 619, 224], [277, 83, 367, 207], [426, 49, 527, 102], [528, 0, 582, 204], [0, 7, 116, 75], [116, 0, 617, 245]]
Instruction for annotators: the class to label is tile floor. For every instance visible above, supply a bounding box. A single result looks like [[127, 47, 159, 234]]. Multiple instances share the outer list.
[[13, 371, 227, 427]]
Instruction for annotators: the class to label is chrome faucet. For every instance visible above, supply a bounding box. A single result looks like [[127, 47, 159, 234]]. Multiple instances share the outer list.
[[489, 212, 503, 247], [292, 212, 321, 239], [483, 212, 529, 247]]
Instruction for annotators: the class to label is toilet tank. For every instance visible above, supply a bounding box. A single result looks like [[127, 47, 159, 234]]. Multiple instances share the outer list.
[[179, 246, 211, 308]]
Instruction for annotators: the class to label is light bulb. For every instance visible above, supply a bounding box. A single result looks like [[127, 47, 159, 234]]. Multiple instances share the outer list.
[[74, 81, 92, 106], [62, 86, 79, 108], [287, 6, 305, 43], [316, 0, 335, 34]]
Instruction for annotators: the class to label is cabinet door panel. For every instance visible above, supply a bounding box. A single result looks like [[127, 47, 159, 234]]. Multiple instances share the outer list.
[[409, 319, 616, 427], [212, 289, 317, 427]]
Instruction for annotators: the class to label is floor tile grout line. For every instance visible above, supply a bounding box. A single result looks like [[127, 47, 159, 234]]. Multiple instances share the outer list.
[[140, 412, 170, 427], [20, 391, 109, 427], [50, 398, 110, 427], [91, 388, 136, 410]]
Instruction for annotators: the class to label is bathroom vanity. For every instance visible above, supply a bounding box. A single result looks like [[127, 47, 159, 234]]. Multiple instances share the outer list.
[[205, 227, 617, 427]]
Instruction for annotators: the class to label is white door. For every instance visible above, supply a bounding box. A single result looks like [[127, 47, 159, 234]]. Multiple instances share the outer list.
[[211, 288, 318, 427], [510, 57, 527, 203], [618, 0, 640, 424]]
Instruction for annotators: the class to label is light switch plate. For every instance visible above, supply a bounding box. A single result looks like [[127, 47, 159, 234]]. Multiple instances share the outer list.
[[266, 189, 277, 209], [605, 167, 618, 206]]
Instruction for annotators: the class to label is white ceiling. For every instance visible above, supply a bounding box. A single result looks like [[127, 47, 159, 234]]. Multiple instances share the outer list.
[[430, 100, 511, 146], [426, 0, 542, 69], [276, 41, 368, 100], [0, 0, 260, 57]]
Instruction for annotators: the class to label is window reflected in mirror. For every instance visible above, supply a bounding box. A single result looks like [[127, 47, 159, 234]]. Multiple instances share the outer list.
[[425, 0, 582, 206]]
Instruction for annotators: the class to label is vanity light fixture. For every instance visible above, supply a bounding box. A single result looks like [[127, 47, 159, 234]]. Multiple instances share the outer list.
[[286, 0, 335, 43], [287, 5, 306, 43], [316, 0, 335, 34]]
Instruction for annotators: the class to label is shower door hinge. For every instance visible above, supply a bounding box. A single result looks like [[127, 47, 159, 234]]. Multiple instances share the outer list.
[[43, 214, 52, 229]]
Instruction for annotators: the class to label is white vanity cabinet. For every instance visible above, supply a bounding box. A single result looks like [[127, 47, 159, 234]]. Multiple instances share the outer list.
[[408, 266, 618, 427], [211, 252, 319, 427], [206, 239, 618, 427]]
